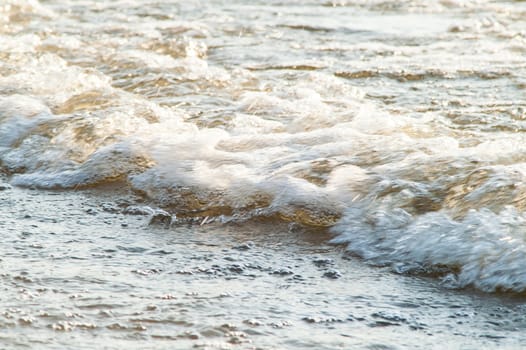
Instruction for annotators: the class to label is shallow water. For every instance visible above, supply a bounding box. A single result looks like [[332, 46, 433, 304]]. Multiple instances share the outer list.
[[1, 0, 526, 348], [1, 183, 526, 349]]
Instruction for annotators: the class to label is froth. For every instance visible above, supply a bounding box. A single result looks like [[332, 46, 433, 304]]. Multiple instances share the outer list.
[[0, 95, 51, 147], [0, 54, 112, 107], [332, 206, 526, 292]]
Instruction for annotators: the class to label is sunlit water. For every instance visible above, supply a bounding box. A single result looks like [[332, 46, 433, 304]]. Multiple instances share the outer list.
[[1, 0, 526, 348]]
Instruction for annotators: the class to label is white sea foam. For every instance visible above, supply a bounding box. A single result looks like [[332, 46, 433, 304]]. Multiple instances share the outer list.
[[332, 206, 526, 292], [0, 54, 112, 107], [0, 95, 52, 148]]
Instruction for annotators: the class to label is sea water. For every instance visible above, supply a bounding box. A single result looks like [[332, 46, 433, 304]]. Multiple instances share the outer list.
[[1, 0, 526, 348]]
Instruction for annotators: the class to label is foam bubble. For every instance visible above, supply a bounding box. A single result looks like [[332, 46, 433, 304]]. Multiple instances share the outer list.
[[0, 94, 52, 148], [332, 206, 526, 292], [0, 54, 112, 107]]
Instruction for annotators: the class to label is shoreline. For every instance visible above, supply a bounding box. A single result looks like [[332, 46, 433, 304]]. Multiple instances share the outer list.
[[1, 182, 525, 349]]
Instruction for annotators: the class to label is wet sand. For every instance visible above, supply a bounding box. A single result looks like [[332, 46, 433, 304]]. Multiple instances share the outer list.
[[1, 178, 525, 349]]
